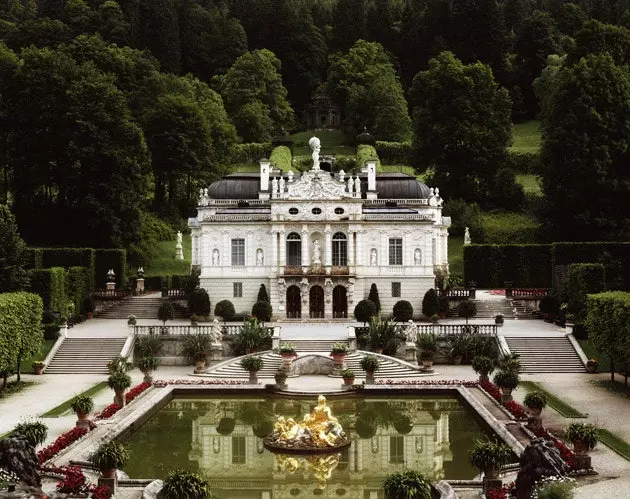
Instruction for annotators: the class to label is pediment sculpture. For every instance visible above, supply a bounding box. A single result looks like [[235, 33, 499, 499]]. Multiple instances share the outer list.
[[286, 170, 352, 200]]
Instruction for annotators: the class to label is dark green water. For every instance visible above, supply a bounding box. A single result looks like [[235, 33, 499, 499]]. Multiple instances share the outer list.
[[124, 395, 487, 498]]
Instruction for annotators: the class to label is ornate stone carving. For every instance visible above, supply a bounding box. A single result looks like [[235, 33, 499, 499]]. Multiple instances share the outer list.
[[414, 248, 422, 265], [256, 248, 264, 266], [312, 240, 322, 265], [287, 169, 351, 200]]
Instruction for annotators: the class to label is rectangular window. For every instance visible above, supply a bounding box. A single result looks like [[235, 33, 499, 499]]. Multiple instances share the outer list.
[[332, 240, 348, 266], [391, 282, 401, 298], [233, 282, 243, 298], [232, 436, 246, 464], [231, 238, 245, 266], [389, 436, 404, 464], [389, 238, 403, 265]]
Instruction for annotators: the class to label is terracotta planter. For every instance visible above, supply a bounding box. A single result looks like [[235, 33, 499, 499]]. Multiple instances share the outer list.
[[101, 468, 116, 478], [76, 412, 89, 421], [421, 359, 434, 368], [343, 377, 355, 385], [331, 353, 346, 363], [281, 353, 296, 360], [114, 389, 126, 406], [248, 370, 259, 385], [500, 386, 513, 396], [142, 370, 153, 383], [527, 406, 542, 418], [195, 360, 206, 371], [452, 355, 463, 365], [373, 348, 383, 354], [484, 467, 500, 480], [572, 439, 590, 456], [34, 366, 44, 375], [87, 312, 94, 319]]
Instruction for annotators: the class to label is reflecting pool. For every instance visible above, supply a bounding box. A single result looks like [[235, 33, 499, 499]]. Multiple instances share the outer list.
[[124, 395, 488, 497]]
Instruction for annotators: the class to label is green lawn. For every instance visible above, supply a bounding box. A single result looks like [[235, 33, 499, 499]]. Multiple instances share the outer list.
[[520, 381, 587, 418], [21, 339, 55, 374], [448, 236, 464, 276], [516, 174, 542, 197], [144, 235, 192, 277], [578, 340, 612, 373], [40, 381, 108, 417], [292, 129, 354, 156], [509, 120, 541, 154], [597, 429, 630, 461]]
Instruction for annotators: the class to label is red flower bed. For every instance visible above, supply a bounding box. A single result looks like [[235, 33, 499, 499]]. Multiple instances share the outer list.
[[55, 465, 87, 494], [375, 379, 479, 386], [95, 403, 122, 420], [479, 380, 528, 419], [486, 482, 514, 499], [95, 381, 152, 420], [532, 426, 575, 468], [504, 400, 527, 419], [37, 427, 88, 464], [480, 379, 502, 402], [153, 379, 248, 387]]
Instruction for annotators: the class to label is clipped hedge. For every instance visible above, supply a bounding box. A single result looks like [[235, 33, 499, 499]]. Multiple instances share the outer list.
[[29, 267, 68, 313], [269, 145, 292, 172], [0, 292, 44, 374], [375, 141, 412, 165], [23, 248, 96, 289], [143, 274, 189, 291], [230, 143, 272, 164], [94, 249, 126, 288], [356, 144, 381, 171], [66, 266, 90, 315], [586, 292, 630, 369], [464, 244, 553, 288], [559, 263, 606, 318]]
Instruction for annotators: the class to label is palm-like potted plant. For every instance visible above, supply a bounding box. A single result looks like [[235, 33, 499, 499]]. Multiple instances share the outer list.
[[232, 318, 271, 354], [89, 441, 129, 478], [382, 470, 432, 499], [469, 439, 512, 480], [416, 333, 437, 368], [499, 353, 520, 373], [127, 314, 137, 326], [274, 366, 289, 387], [494, 313, 504, 325], [523, 391, 548, 417], [240, 355, 264, 384], [564, 423, 598, 455], [137, 355, 158, 383], [472, 356, 496, 382], [449, 334, 469, 365], [70, 395, 94, 421], [160, 470, 209, 499], [341, 369, 355, 385], [107, 371, 132, 406], [194, 351, 207, 371], [493, 370, 519, 401], [330, 342, 348, 363], [360, 354, 380, 384], [278, 342, 297, 359]]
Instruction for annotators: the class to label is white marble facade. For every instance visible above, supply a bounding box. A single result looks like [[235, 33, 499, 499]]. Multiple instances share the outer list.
[[188, 138, 450, 319]]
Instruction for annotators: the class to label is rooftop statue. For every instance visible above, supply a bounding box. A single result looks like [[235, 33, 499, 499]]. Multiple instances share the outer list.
[[309, 136, 321, 170]]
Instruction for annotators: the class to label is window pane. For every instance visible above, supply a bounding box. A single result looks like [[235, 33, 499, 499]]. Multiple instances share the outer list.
[[332, 233, 347, 266], [232, 436, 246, 464], [391, 282, 401, 297], [286, 233, 302, 266], [233, 282, 242, 298], [231, 239, 245, 266], [389, 436, 404, 464], [389, 238, 402, 265]]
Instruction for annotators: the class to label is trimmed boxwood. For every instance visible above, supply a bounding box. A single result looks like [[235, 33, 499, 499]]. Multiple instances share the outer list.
[[252, 300, 272, 322], [188, 288, 211, 316], [29, 267, 67, 314], [356, 144, 382, 171], [269, 145, 292, 172], [214, 300, 236, 321], [230, 142, 272, 164], [392, 300, 413, 322], [422, 288, 440, 318], [375, 141, 412, 165], [354, 299, 377, 324]]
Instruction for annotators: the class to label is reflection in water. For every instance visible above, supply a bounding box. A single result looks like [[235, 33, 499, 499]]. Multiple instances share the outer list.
[[124, 396, 488, 498]]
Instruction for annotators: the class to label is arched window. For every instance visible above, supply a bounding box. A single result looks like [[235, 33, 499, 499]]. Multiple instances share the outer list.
[[286, 232, 302, 266], [332, 232, 347, 266]]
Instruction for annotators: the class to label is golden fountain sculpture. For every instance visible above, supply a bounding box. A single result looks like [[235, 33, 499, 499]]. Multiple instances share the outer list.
[[264, 395, 350, 454]]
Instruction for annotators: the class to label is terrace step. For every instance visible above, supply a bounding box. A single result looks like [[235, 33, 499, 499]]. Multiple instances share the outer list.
[[504, 336, 585, 373], [45, 337, 128, 374], [446, 298, 537, 319], [96, 296, 188, 319]]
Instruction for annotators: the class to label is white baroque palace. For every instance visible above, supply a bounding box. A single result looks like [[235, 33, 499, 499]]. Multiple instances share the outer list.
[[189, 137, 450, 319]]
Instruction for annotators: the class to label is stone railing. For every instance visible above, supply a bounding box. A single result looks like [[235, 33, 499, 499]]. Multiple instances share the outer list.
[[163, 289, 186, 298], [93, 289, 133, 300], [363, 214, 434, 221], [508, 288, 550, 299], [363, 199, 429, 206], [203, 214, 270, 221], [440, 288, 473, 300], [134, 323, 274, 337], [416, 324, 497, 337]]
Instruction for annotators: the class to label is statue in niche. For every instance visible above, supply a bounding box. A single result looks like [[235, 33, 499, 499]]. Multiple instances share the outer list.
[[354, 177, 361, 195], [256, 248, 264, 266], [272, 177, 279, 196], [212, 249, 219, 266], [370, 248, 377, 266], [279, 176, 285, 195], [309, 136, 321, 170], [464, 227, 471, 245], [312, 239, 322, 265], [414, 248, 422, 265]]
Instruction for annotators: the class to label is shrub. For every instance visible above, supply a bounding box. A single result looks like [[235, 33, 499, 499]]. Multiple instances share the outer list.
[[539, 295, 559, 315], [472, 356, 496, 376], [392, 300, 413, 322], [533, 476, 576, 499], [135, 331, 164, 357], [354, 299, 377, 324], [382, 470, 432, 499], [188, 288, 211, 316], [214, 300, 235, 321], [11, 421, 48, 447], [486, 170, 526, 212], [252, 300, 273, 322], [469, 440, 512, 471], [232, 319, 271, 355], [416, 333, 437, 352], [493, 370, 519, 390], [366, 317, 400, 353], [29, 267, 67, 314], [240, 355, 264, 372], [341, 369, 355, 379], [507, 151, 540, 174], [331, 342, 348, 354], [230, 142, 272, 164], [564, 423, 598, 450], [523, 391, 547, 410], [157, 302, 174, 325], [278, 342, 296, 355], [443, 199, 484, 239], [107, 372, 132, 392], [66, 266, 90, 316], [368, 283, 381, 313], [107, 356, 132, 374], [257, 284, 269, 302], [360, 354, 380, 373], [160, 470, 209, 499], [457, 300, 477, 323], [356, 144, 381, 170], [269, 145, 292, 171], [558, 263, 605, 320], [137, 356, 158, 372], [89, 441, 129, 470], [181, 332, 212, 363], [421, 288, 440, 317], [70, 395, 94, 415]]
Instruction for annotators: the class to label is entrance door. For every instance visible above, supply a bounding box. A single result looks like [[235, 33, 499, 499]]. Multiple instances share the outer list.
[[333, 285, 347, 318], [309, 286, 324, 318], [286, 286, 301, 318]]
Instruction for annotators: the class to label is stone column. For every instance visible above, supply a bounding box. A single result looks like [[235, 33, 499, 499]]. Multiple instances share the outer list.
[[356, 231, 363, 268], [324, 225, 332, 267], [279, 230, 286, 268], [301, 225, 309, 268], [348, 230, 355, 266], [271, 230, 278, 271]]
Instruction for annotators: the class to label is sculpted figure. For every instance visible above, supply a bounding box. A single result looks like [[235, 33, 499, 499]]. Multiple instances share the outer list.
[[176, 231, 183, 246], [370, 248, 377, 266], [464, 227, 471, 245], [309, 136, 321, 170], [256, 249, 264, 266], [414, 248, 421, 265], [212, 249, 219, 266], [312, 240, 322, 265]]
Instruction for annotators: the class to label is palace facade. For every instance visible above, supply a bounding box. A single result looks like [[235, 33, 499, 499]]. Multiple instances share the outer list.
[[189, 138, 450, 319]]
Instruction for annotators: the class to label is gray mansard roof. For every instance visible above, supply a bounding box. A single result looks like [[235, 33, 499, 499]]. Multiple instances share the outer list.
[[207, 172, 431, 200]]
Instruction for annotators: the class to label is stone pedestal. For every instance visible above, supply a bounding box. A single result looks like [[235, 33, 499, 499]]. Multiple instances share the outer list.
[[248, 372, 259, 385], [175, 243, 184, 260], [76, 419, 92, 430], [405, 344, 418, 366], [365, 372, 375, 385], [526, 415, 543, 432], [331, 357, 346, 376], [572, 454, 592, 470], [136, 278, 145, 293], [98, 476, 117, 495], [483, 478, 502, 494], [501, 392, 513, 404], [209, 344, 223, 363], [106, 282, 115, 291], [59, 323, 68, 338]]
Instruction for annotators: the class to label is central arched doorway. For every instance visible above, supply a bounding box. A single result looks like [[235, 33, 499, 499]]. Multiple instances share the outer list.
[[286, 285, 301, 318], [333, 285, 347, 318], [309, 286, 324, 318]]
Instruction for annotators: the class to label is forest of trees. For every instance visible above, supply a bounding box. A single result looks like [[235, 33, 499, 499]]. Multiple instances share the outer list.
[[1, 0, 629, 255]]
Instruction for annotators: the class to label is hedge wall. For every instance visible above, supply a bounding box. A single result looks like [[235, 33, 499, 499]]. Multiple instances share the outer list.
[[66, 266, 90, 314], [356, 144, 382, 171], [143, 274, 190, 290], [586, 292, 630, 366], [230, 143, 272, 164], [269, 145, 292, 172], [552, 242, 630, 289], [41, 248, 95, 289], [507, 151, 540, 174], [23, 248, 43, 269], [29, 267, 67, 313], [375, 141, 412, 165], [94, 249, 126, 288], [0, 292, 44, 374], [463, 244, 553, 288]]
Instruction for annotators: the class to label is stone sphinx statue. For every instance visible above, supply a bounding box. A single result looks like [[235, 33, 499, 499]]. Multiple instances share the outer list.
[[0, 435, 41, 487], [515, 437, 568, 499]]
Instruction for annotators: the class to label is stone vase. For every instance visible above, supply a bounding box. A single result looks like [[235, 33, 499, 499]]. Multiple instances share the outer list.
[[114, 389, 126, 406], [248, 370, 259, 385]]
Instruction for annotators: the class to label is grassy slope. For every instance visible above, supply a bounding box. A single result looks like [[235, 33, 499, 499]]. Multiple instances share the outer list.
[[516, 174, 543, 197], [448, 236, 464, 275], [144, 234, 192, 277], [291, 129, 354, 156], [21, 339, 55, 374], [509, 120, 541, 154]]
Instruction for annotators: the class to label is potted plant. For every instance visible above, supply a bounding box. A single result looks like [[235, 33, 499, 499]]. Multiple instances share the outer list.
[[341, 369, 355, 385], [360, 354, 380, 384], [469, 439, 512, 480], [523, 391, 548, 417], [564, 423, 598, 455], [417, 332, 437, 368], [431, 314, 439, 323], [494, 313, 504, 325], [330, 342, 348, 362], [419, 349, 435, 369], [472, 356, 496, 382], [194, 351, 207, 371], [190, 314, 199, 326], [232, 318, 271, 354], [158, 301, 174, 332], [89, 441, 129, 478], [274, 366, 289, 387], [83, 296, 95, 319], [585, 358, 598, 373], [137, 355, 158, 383], [449, 334, 469, 365], [160, 470, 209, 499], [32, 361, 45, 375], [382, 470, 432, 499], [499, 353, 520, 373], [240, 355, 264, 384], [107, 371, 132, 406], [493, 370, 519, 400], [127, 314, 137, 326], [278, 342, 297, 359], [70, 395, 94, 421]]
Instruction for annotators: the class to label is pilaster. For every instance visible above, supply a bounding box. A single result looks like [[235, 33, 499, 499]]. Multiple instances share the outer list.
[[324, 225, 332, 267], [301, 225, 309, 268]]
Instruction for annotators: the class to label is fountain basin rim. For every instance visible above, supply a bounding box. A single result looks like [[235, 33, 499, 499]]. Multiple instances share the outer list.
[[263, 439, 352, 455]]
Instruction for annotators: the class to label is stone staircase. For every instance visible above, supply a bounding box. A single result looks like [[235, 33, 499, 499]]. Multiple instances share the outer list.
[[45, 337, 128, 374], [447, 298, 536, 320], [96, 296, 188, 319], [504, 336, 586, 373], [206, 350, 424, 379]]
